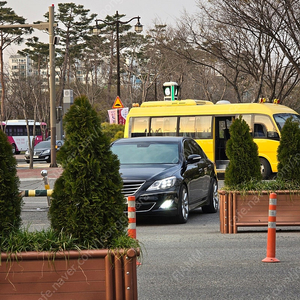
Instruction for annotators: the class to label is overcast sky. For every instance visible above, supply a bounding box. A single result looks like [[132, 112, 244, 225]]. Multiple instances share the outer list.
[[4, 0, 199, 61]]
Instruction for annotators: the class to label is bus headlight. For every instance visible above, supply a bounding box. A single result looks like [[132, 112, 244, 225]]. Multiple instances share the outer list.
[[147, 176, 176, 191]]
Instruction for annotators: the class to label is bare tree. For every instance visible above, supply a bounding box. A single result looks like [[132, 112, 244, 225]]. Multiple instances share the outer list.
[[195, 0, 300, 102], [8, 73, 47, 168], [0, 1, 32, 124]]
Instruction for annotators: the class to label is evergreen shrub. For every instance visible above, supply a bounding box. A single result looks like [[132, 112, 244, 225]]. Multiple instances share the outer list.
[[277, 117, 300, 183], [49, 95, 128, 249], [0, 129, 22, 234], [224, 115, 262, 187], [101, 122, 124, 142]]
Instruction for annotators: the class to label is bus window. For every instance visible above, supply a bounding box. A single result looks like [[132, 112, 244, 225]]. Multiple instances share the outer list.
[[150, 117, 177, 136], [274, 113, 300, 131], [179, 116, 212, 139], [237, 114, 252, 132], [130, 117, 149, 137], [253, 115, 279, 139]]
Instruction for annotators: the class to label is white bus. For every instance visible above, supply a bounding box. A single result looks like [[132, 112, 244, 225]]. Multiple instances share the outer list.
[[1, 120, 47, 154]]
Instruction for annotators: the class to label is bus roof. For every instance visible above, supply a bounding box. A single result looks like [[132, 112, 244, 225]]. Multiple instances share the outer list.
[[140, 99, 214, 107], [1, 120, 46, 126], [129, 101, 298, 117]]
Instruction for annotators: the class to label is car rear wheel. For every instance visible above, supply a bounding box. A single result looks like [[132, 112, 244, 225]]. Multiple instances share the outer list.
[[176, 185, 189, 224], [202, 178, 218, 213]]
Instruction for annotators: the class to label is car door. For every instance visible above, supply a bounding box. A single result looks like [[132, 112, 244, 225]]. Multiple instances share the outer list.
[[183, 139, 205, 204], [190, 139, 211, 201]]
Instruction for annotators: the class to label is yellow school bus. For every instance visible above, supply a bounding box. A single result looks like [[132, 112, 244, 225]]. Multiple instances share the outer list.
[[124, 99, 300, 178]]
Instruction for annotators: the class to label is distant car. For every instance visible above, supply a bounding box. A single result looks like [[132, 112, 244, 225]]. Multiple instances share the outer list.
[[111, 137, 218, 223], [24, 140, 64, 163]]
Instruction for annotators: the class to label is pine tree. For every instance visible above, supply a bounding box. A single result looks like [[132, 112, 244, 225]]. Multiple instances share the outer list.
[[277, 117, 300, 182], [224, 115, 262, 186], [48, 3, 97, 107], [0, 129, 22, 233], [48, 95, 127, 248]]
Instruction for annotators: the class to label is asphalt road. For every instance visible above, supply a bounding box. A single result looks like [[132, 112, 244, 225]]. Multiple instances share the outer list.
[[20, 178, 300, 300]]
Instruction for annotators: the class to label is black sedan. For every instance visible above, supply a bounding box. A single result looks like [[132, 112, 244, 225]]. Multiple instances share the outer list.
[[25, 140, 64, 163], [111, 136, 218, 223]]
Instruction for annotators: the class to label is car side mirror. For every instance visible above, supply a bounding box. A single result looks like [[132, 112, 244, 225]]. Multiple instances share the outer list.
[[187, 154, 201, 164]]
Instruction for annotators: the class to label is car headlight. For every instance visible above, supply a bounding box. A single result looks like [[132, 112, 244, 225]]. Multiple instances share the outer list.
[[42, 149, 50, 154], [147, 176, 177, 191]]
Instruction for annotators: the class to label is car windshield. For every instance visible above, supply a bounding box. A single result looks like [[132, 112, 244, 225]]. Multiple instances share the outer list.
[[35, 141, 51, 149], [111, 142, 179, 164], [273, 113, 300, 131]]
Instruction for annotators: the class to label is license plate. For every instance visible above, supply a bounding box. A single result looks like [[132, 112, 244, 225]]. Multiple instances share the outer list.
[[33, 156, 39, 158]]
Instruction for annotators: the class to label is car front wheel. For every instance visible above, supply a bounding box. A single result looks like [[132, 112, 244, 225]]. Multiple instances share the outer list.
[[176, 185, 189, 223], [202, 178, 218, 213]]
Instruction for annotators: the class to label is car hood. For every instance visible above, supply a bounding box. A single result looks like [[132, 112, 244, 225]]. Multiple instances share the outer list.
[[119, 164, 180, 181]]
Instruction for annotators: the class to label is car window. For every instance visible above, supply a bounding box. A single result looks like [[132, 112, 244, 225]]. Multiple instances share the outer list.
[[112, 142, 179, 164], [35, 141, 51, 149], [183, 139, 205, 160]]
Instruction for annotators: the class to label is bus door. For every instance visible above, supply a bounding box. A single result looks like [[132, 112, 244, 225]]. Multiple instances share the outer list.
[[215, 116, 233, 171]]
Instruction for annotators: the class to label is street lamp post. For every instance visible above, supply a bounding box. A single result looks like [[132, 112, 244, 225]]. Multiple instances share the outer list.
[[94, 11, 143, 98], [0, 5, 58, 167]]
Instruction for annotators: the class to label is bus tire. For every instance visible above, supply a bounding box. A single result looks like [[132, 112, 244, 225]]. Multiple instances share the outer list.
[[11, 143, 18, 154], [260, 157, 271, 179]]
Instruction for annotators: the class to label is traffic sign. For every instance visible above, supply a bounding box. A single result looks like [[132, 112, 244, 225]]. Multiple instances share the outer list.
[[112, 96, 124, 108]]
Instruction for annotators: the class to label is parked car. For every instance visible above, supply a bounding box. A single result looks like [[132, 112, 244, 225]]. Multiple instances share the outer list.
[[24, 140, 64, 163], [111, 137, 218, 223]]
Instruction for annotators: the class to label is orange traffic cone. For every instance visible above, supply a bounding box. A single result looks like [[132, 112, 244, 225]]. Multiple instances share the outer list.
[[262, 193, 280, 263]]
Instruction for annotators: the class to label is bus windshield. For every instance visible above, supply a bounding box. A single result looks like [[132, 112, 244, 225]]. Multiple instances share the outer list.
[[273, 113, 300, 131]]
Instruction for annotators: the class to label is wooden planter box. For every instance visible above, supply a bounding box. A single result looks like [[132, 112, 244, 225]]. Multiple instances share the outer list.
[[0, 248, 139, 300], [219, 190, 300, 233]]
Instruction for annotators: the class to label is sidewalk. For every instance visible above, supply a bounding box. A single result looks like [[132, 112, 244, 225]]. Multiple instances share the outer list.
[[17, 166, 63, 181], [15, 154, 63, 180]]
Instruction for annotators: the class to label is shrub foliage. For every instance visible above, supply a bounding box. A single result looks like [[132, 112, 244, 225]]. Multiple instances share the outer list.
[[224, 115, 262, 186], [48, 95, 128, 248], [0, 129, 22, 233], [277, 117, 300, 182]]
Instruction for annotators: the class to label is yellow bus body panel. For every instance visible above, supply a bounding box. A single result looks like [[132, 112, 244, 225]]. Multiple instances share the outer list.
[[124, 101, 299, 174]]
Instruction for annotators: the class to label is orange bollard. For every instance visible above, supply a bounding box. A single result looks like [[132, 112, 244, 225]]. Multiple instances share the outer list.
[[127, 196, 141, 265], [127, 196, 136, 239], [262, 193, 280, 263]]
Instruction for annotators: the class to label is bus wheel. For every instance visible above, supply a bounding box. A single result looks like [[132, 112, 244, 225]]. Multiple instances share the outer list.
[[12, 144, 16, 154], [260, 157, 271, 179]]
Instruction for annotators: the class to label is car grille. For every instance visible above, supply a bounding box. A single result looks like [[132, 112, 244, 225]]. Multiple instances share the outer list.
[[34, 151, 43, 155], [122, 180, 145, 197]]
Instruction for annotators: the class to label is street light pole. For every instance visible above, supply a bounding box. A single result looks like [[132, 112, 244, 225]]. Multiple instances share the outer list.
[[49, 4, 57, 167], [94, 11, 143, 98], [0, 5, 58, 167]]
